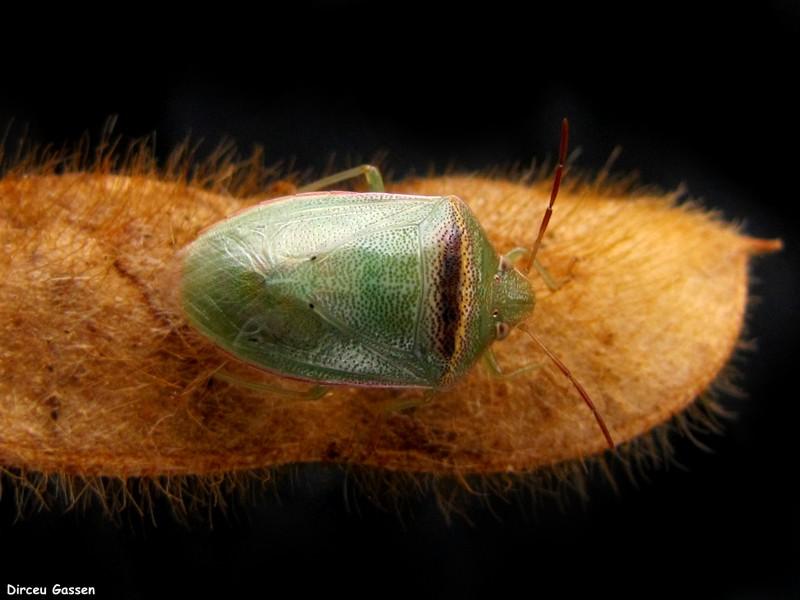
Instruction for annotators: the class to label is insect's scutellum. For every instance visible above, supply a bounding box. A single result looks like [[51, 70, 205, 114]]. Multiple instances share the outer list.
[[180, 118, 615, 449]]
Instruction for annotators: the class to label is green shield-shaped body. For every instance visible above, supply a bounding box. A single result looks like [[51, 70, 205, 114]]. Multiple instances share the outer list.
[[180, 192, 526, 388]]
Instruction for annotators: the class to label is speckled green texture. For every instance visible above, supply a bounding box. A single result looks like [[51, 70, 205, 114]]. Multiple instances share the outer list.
[[180, 191, 535, 387]]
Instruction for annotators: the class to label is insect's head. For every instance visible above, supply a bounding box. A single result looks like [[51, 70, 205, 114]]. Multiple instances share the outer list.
[[490, 255, 535, 340], [489, 117, 569, 341]]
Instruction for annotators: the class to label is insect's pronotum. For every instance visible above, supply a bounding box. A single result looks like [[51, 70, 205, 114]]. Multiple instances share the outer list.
[[179, 119, 615, 448]]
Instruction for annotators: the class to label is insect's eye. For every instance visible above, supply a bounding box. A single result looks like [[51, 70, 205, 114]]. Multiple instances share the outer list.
[[498, 257, 510, 272], [495, 322, 510, 340]]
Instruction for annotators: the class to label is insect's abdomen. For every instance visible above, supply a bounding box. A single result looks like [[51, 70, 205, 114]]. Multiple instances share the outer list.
[[180, 192, 494, 388]]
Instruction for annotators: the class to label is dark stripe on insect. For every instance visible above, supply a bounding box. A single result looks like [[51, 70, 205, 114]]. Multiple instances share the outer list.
[[436, 216, 463, 361]]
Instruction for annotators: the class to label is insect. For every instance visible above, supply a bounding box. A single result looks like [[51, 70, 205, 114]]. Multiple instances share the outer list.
[[179, 119, 615, 448]]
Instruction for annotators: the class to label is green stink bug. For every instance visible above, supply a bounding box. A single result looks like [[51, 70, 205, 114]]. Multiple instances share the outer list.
[[179, 120, 614, 448]]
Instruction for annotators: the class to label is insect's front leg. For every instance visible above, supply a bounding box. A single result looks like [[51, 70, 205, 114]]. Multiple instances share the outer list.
[[297, 164, 385, 193], [532, 259, 562, 292], [501, 246, 567, 292], [483, 348, 542, 380]]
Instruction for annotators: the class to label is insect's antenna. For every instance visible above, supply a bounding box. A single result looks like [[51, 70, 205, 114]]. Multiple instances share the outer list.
[[517, 322, 615, 449], [519, 118, 569, 275]]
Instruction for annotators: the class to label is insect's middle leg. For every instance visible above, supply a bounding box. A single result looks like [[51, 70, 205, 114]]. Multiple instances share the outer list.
[[375, 389, 435, 413], [297, 164, 385, 193], [213, 370, 329, 401]]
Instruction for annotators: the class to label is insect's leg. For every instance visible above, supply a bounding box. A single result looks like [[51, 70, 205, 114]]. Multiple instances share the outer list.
[[502, 247, 564, 292], [502, 246, 529, 265], [533, 259, 562, 292], [483, 348, 543, 379], [214, 370, 329, 400], [376, 390, 435, 413], [297, 164, 385, 193]]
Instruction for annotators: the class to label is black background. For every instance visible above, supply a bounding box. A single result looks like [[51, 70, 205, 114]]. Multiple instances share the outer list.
[[1, 2, 797, 599]]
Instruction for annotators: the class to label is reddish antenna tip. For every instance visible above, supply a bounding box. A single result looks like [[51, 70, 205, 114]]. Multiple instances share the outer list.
[[559, 118, 569, 165], [520, 118, 570, 275]]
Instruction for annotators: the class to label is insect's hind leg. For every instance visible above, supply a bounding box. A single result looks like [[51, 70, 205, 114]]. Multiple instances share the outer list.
[[297, 164, 385, 193], [483, 348, 542, 379]]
